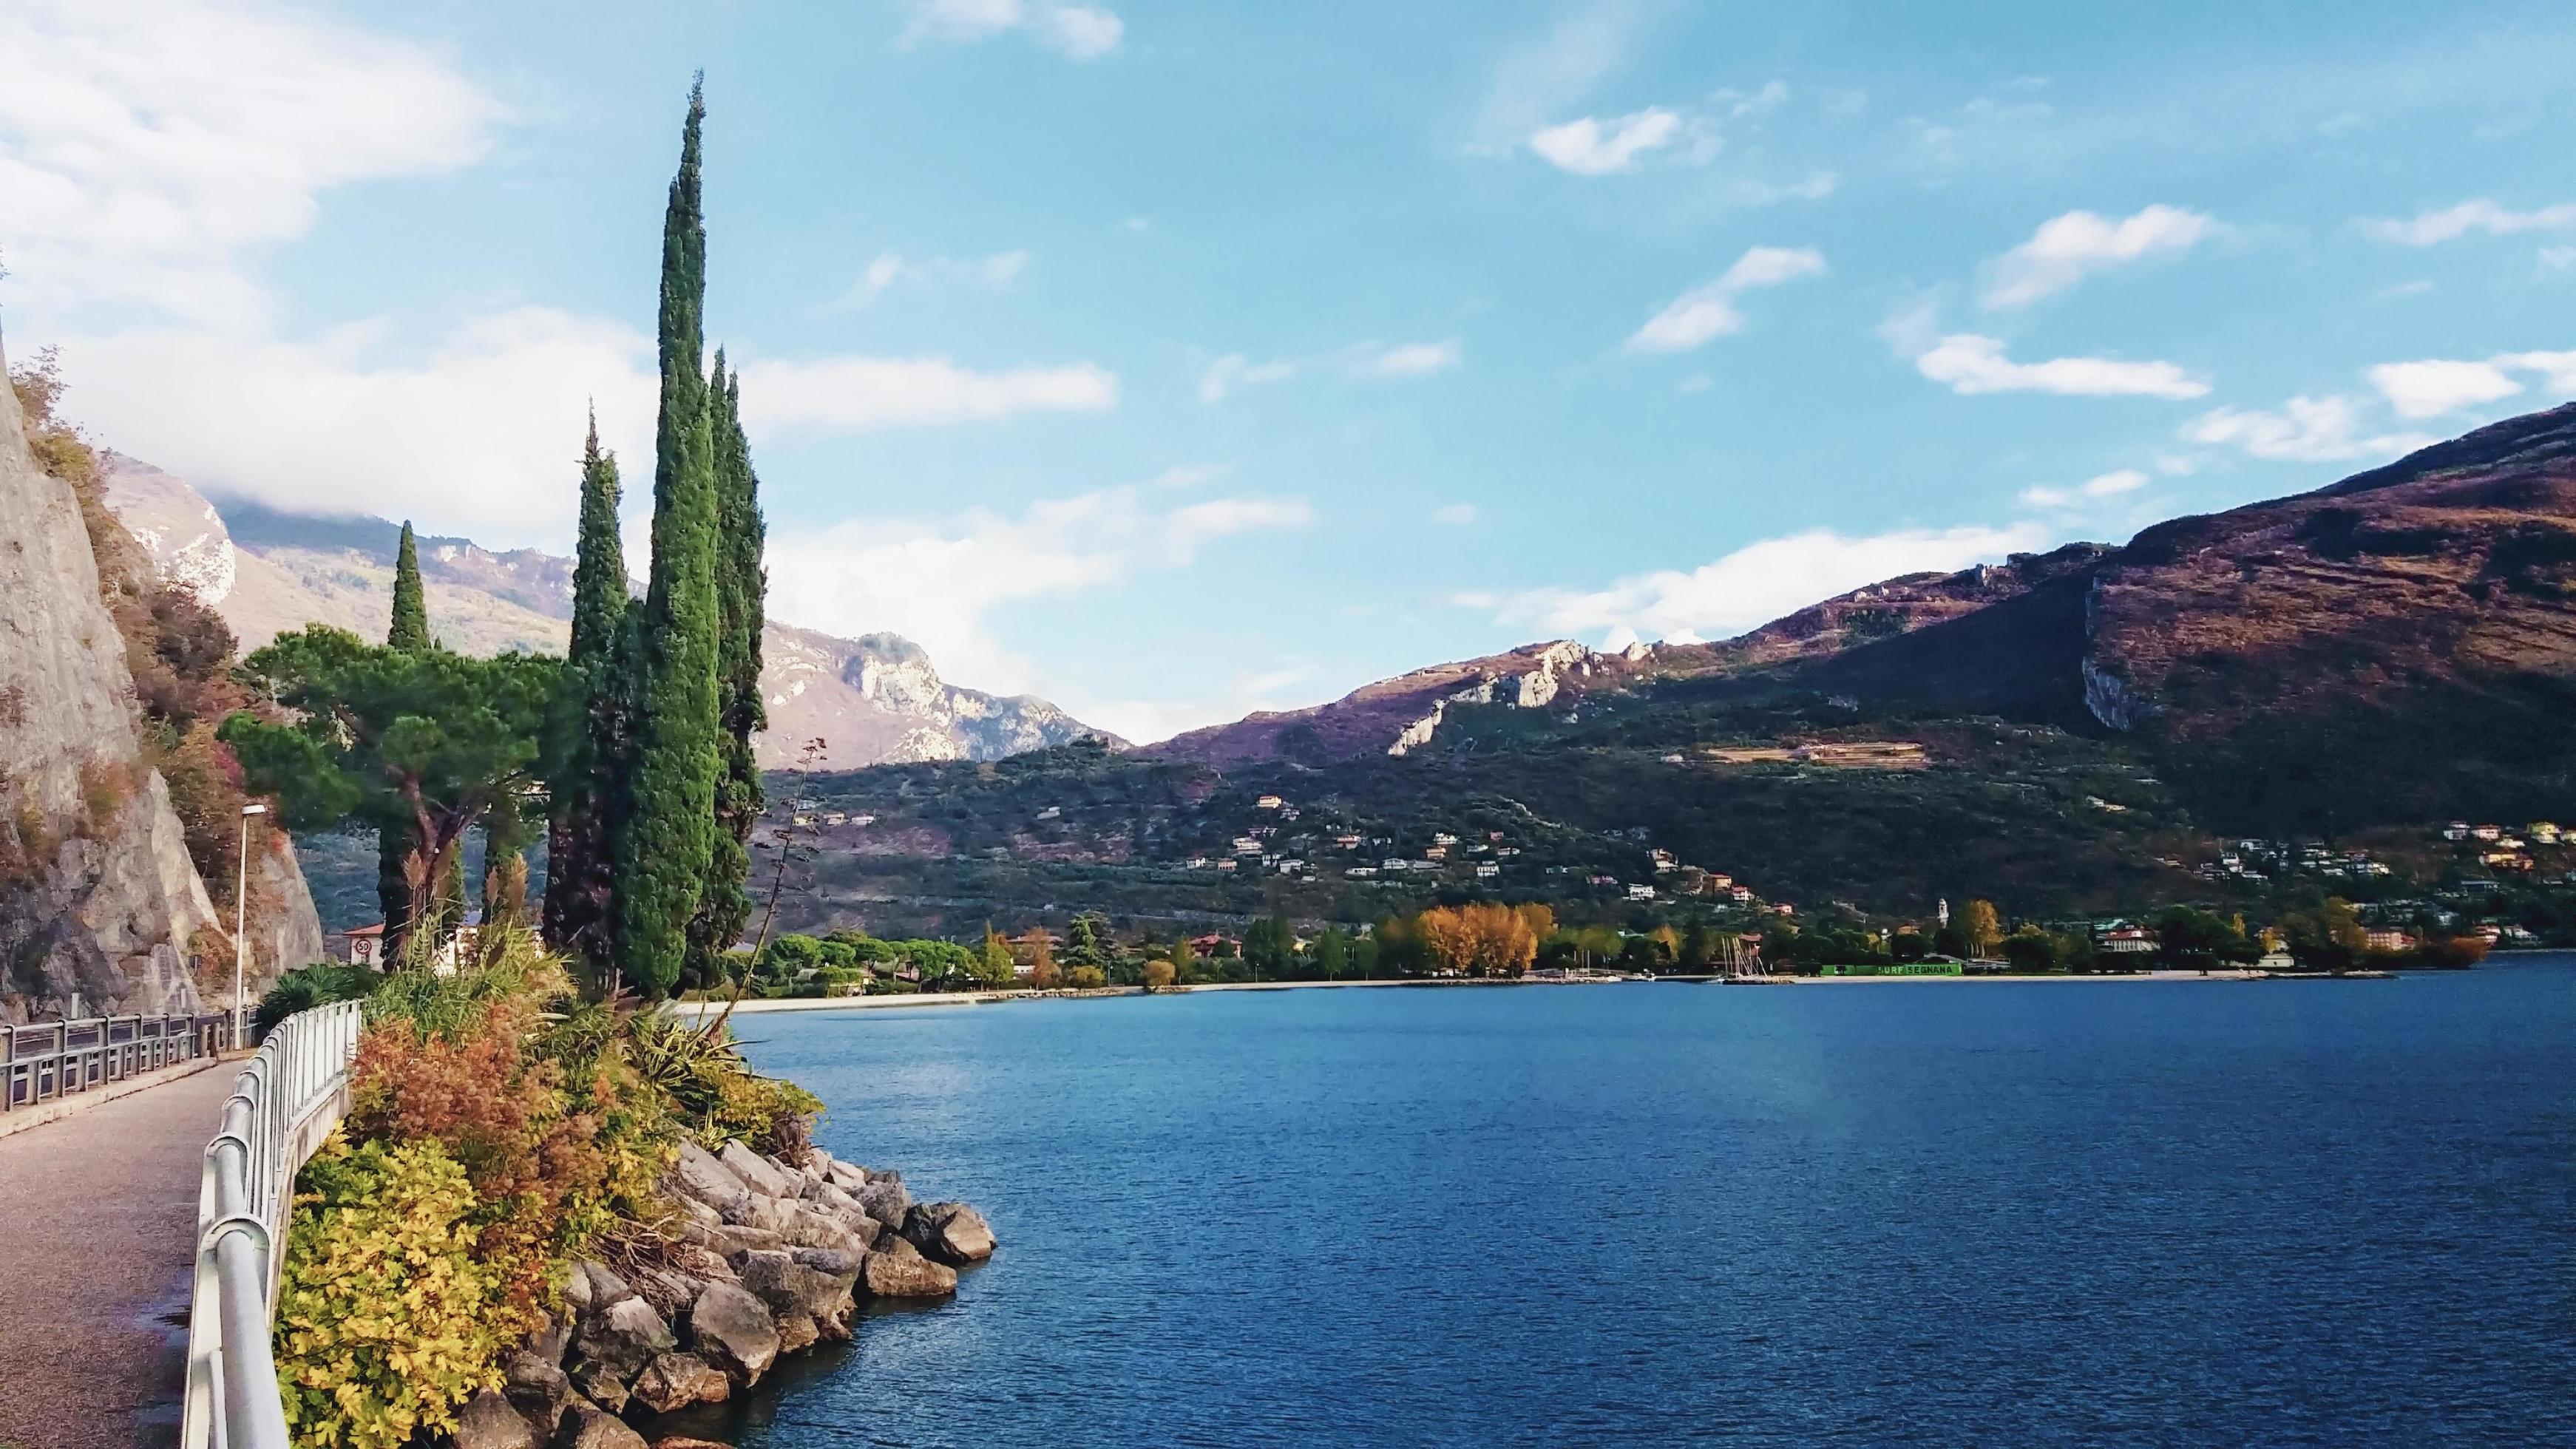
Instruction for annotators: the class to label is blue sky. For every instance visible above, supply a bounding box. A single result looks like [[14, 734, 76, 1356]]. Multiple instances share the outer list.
[[5, 1, 2574, 739]]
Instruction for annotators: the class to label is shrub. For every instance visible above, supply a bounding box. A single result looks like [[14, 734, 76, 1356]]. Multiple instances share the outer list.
[[1066, 965, 1107, 989], [254, 964, 381, 1038], [274, 1138, 514, 1449]]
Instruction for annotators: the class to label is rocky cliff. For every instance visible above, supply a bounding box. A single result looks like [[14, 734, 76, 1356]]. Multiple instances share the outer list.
[[0, 331, 227, 1019]]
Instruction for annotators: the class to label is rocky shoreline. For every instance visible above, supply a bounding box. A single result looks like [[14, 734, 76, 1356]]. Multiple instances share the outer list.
[[450, 1139, 994, 1449]]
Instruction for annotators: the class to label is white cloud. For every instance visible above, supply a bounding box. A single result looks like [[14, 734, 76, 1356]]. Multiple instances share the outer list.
[[0, 0, 504, 327], [1358, 340, 1462, 379], [51, 308, 656, 549], [1982, 205, 2218, 308], [1432, 503, 1479, 526], [1625, 245, 1826, 353], [1471, 0, 1647, 150], [1482, 523, 2049, 645], [904, 0, 1121, 58], [1718, 81, 1789, 118], [2497, 350, 2576, 394], [2182, 395, 2436, 463], [2019, 469, 2148, 510], [1148, 463, 1230, 490], [2543, 246, 2576, 270], [1198, 353, 1297, 403], [2367, 359, 2524, 419], [1912, 333, 2208, 399], [825, 248, 1031, 309], [765, 483, 1309, 705], [740, 353, 1117, 432], [1528, 108, 1684, 175], [2365, 198, 2576, 246]]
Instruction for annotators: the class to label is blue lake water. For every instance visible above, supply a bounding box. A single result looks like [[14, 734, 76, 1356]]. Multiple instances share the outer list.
[[700, 960, 2576, 1445]]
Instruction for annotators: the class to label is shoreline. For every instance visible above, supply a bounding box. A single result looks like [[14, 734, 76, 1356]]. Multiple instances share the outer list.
[[672, 966, 2437, 1018]]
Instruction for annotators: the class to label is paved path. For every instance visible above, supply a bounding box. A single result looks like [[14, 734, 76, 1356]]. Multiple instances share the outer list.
[[0, 1064, 240, 1449]]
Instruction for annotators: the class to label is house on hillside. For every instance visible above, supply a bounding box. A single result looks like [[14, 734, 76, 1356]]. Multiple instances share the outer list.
[[2364, 929, 2414, 952], [2443, 821, 2471, 841], [1627, 883, 1656, 901], [1255, 795, 1284, 810]]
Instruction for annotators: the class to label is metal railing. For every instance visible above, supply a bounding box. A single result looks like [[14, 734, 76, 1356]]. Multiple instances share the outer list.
[[182, 1000, 364, 1449], [2, 1011, 234, 1113]]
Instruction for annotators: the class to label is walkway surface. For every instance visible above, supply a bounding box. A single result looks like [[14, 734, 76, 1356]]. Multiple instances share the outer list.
[[0, 1063, 240, 1449]]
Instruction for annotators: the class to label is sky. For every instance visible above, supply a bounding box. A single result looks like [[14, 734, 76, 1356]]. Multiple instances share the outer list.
[[4, 0, 2575, 742]]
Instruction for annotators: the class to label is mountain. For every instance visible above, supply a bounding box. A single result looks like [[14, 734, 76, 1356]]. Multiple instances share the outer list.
[[95, 454, 1118, 770], [756, 403, 2576, 939]]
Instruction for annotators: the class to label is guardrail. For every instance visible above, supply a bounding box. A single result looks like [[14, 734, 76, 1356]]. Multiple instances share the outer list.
[[2, 1011, 234, 1113], [182, 1000, 364, 1449]]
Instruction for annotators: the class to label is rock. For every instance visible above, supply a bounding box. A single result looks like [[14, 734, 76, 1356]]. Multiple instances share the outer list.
[[773, 1313, 820, 1354], [561, 1267, 594, 1315], [503, 1349, 571, 1430], [685, 1282, 781, 1384], [572, 1295, 675, 1385], [718, 1141, 797, 1198], [703, 1224, 786, 1262], [453, 1389, 542, 1449], [555, 1403, 649, 1449], [824, 1161, 870, 1193], [668, 1142, 752, 1220], [631, 1353, 731, 1414], [736, 1249, 861, 1328], [579, 1262, 637, 1309], [855, 1176, 910, 1232], [567, 1363, 627, 1415], [527, 1314, 574, 1367], [860, 1234, 958, 1299], [649, 1438, 736, 1449], [901, 1202, 997, 1265], [775, 1201, 868, 1254]]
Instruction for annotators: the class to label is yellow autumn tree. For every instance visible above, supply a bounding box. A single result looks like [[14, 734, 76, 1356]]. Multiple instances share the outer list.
[[1015, 927, 1058, 988], [1418, 903, 1539, 977], [1962, 900, 2002, 959]]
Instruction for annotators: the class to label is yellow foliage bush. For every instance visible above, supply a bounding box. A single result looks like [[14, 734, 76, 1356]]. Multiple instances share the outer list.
[[273, 1137, 521, 1449]]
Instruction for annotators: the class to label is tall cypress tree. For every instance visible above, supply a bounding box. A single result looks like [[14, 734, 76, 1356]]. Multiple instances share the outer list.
[[613, 77, 722, 997], [543, 410, 630, 975], [378, 520, 433, 954], [387, 520, 431, 651], [685, 356, 765, 981]]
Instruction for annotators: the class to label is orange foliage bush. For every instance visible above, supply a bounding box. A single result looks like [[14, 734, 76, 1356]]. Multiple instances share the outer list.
[[346, 997, 616, 1316]]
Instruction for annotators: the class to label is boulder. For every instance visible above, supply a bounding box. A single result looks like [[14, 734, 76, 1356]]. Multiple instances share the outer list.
[[453, 1389, 542, 1449], [668, 1142, 753, 1220], [650, 1439, 738, 1449], [560, 1266, 594, 1316], [773, 1312, 820, 1354], [572, 1295, 675, 1385], [901, 1203, 997, 1266], [503, 1349, 572, 1430], [631, 1353, 731, 1414], [855, 1177, 910, 1232], [579, 1263, 637, 1309], [717, 1141, 797, 1198], [824, 1161, 869, 1193], [526, 1314, 574, 1367], [555, 1403, 649, 1449], [567, 1364, 627, 1415], [775, 1202, 869, 1255], [736, 1248, 861, 1329], [685, 1282, 781, 1384], [860, 1234, 958, 1299]]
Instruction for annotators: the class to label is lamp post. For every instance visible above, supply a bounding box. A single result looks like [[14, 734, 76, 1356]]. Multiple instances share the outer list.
[[236, 803, 268, 1045]]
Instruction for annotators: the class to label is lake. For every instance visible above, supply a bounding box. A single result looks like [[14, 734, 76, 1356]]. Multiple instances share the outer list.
[[691, 961, 2576, 1445]]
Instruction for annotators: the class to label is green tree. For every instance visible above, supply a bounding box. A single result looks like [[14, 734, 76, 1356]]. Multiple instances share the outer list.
[[386, 520, 431, 651], [1312, 926, 1353, 980], [977, 924, 1018, 987], [614, 78, 723, 998], [224, 628, 557, 955], [1244, 915, 1296, 980], [374, 523, 437, 954], [688, 356, 766, 980], [1167, 932, 1199, 985], [1062, 914, 1108, 973], [2155, 905, 2258, 970], [543, 413, 631, 977]]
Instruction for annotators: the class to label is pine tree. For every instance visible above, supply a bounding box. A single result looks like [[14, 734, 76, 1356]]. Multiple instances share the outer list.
[[543, 411, 631, 976], [613, 77, 722, 998], [377, 520, 433, 955], [685, 356, 766, 981]]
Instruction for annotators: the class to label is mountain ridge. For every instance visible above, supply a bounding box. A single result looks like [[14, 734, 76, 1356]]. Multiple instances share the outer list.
[[96, 454, 1120, 770]]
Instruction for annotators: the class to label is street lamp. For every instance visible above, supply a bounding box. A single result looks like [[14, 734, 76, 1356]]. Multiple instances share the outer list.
[[236, 803, 268, 1045]]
